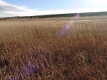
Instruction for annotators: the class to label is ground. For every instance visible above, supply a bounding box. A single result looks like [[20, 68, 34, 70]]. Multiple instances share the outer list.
[[0, 17, 107, 80]]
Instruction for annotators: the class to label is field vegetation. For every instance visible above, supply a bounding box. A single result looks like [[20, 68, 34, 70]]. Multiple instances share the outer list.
[[0, 17, 107, 80]]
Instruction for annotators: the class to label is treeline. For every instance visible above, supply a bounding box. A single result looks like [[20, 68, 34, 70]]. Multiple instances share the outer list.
[[0, 11, 107, 19]]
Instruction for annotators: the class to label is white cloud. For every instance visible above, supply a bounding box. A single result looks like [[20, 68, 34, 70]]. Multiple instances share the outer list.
[[0, 0, 107, 17], [0, 0, 38, 17]]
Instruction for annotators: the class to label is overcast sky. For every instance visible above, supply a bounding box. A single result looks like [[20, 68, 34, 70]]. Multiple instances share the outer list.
[[0, 0, 107, 17]]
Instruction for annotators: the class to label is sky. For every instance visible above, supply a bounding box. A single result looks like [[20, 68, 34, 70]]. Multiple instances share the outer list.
[[0, 0, 107, 17]]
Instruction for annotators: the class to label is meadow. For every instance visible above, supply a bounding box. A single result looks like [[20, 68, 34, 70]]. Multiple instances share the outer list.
[[0, 17, 107, 80]]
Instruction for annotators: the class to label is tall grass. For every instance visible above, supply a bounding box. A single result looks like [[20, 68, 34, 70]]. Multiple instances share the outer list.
[[0, 18, 107, 80]]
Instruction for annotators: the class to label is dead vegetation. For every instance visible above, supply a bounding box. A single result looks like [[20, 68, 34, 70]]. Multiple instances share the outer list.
[[0, 18, 107, 80]]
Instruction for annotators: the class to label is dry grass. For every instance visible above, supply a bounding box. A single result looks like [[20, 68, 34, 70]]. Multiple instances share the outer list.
[[0, 18, 107, 80]]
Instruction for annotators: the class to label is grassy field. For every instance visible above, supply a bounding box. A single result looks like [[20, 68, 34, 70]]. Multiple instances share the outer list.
[[0, 17, 107, 80]]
